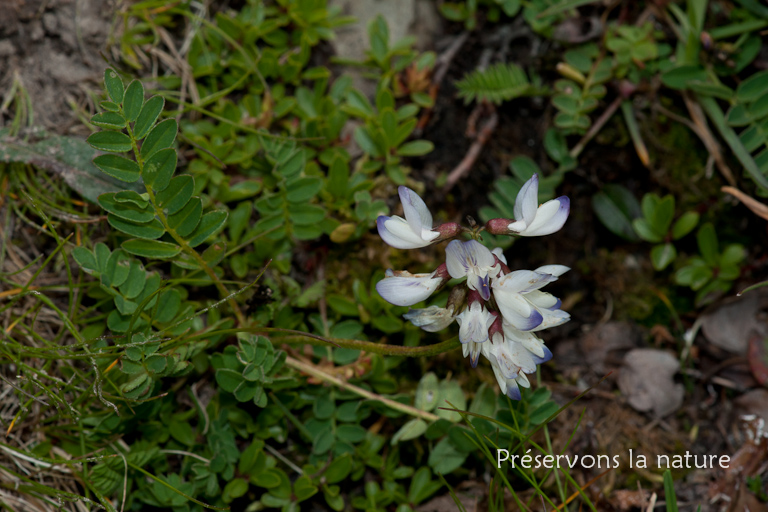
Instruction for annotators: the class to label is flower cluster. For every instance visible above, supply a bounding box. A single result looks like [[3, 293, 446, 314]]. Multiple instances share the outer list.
[[375, 175, 570, 400]]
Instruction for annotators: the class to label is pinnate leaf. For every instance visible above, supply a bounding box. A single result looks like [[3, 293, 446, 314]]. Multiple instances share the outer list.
[[104, 69, 124, 104], [187, 210, 228, 247], [142, 148, 176, 192], [156, 175, 194, 215], [108, 215, 165, 239]]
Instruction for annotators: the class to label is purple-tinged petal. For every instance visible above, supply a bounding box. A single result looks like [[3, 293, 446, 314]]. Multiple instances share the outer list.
[[445, 240, 469, 279], [376, 273, 441, 307], [506, 380, 522, 400], [534, 264, 570, 277], [531, 345, 553, 365]]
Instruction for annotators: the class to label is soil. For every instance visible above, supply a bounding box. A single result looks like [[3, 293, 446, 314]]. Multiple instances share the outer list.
[[0, 0, 116, 135]]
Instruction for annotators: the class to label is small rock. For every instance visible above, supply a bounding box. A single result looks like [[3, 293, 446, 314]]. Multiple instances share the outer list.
[[42, 12, 58, 33], [618, 348, 684, 417], [579, 321, 641, 374]]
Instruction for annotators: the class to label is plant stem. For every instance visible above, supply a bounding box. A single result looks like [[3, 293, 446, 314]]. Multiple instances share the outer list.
[[285, 356, 440, 422]]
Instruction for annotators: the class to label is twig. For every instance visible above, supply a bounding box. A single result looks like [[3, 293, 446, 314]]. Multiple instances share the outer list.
[[570, 96, 623, 159], [682, 92, 737, 186], [443, 103, 498, 192], [285, 356, 440, 422], [722, 185, 768, 220]]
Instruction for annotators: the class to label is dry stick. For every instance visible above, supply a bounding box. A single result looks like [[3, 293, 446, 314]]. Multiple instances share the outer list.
[[443, 105, 499, 192], [415, 31, 470, 134], [569, 96, 623, 159], [285, 356, 440, 422], [681, 92, 737, 186], [722, 185, 768, 220]]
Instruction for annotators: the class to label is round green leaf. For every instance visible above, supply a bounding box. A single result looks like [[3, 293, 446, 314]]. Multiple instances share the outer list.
[[415, 372, 439, 412], [134, 96, 165, 140], [122, 239, 181, 259], [92, 154, 140, 182], [391, 418, 428, 444], [123, 80, 145, 122], [87, 132, 132, 153]]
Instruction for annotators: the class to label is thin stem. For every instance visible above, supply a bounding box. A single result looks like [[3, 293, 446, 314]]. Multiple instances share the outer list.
[[285, 356, 440, 422]]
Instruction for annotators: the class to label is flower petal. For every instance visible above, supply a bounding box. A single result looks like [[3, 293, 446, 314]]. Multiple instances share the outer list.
[[399, 186, 433, 238], [377, 216, 430, 249], [403, 306, 454, 332], [534, 264, 570, 277], [445, 240, 469, 279], [519, 196, 570, 237], [514, 174, 539, 227], [492, 247, 507, 265], [376, 273, 441, 307]]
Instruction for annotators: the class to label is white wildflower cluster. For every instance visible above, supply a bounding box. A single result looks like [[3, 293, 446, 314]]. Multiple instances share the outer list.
[[375, 175, 570, 400]]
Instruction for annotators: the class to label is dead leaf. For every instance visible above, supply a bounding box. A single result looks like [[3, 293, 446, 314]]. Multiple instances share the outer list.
[[734, 389, 768, 424], [610, 489, 651, 511], [0, 129, 143, 203], [618, 349, 684, 417], [748, 335, 768, 386], [700, 294, 763, 354], [580, 322, 642, 374]]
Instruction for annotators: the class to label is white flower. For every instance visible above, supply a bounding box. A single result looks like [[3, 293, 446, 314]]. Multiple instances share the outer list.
[[403, 306, 455, 332], [492, 247, 507, 265], [491, 268, 569, 331], [507, 175, 570, 237], [377, 186, 440, 249], [489, 354, 531, 400], [456, 302, 495, 344], [376, 269, 443, 307], [445, 240, 501, 301]]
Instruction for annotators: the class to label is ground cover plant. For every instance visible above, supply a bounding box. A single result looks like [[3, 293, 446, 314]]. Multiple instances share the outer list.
[[1, 0, 768, 511]]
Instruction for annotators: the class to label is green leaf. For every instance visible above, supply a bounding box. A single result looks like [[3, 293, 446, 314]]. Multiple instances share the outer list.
[[660, 65, 708, 90], [736, 70, 768, 103], [72, 247, 97, 273], [91, 112, 126, 130], [156, 175, 194, 215], [397, 140, 434, 156], [122, 239, 182, 259], [671, 211, 699, 240], [108, 216, 165, 239], [92, 154, 141, 183], [114, 190, 148, 208], [427, 437, 467, 475], [436, 380, 466, 423], [697, 223, 719, 266], [134, 96, 165, 140], [663, 470, 678, 512], [168, 197, 202, 237], [103, 249, 131, 288], [651, 243, 677, 271], [591, 185, 641, 241], [140, 119, 177, 159], [392, 418, 428, 446], [87, 132, 133, 153], [118, 261, 146, 299], [202, 242, 227, 267], [216, 368, 243, 393], [720, 244, 745, 266], [335, 425, 366, 443], [529, 401, 559, 425], [98, 192, 154, 222], [123, 80, 145, 122], [289, 204, 326, 225], [104, 69, 124, 104], [415, 372, 439, 412], [652, 195, 675, 234], [327, 156, 349, 198], [186, 210, 228, 247], [142, 148, 176, 192], [286, 177, 323, 203], [324, 454, 352, 484], [633, 218, 664, 243]]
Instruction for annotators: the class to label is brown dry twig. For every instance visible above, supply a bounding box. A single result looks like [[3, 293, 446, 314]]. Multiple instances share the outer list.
[[443, 102, 498, 192], [722, 185, 768, 220]]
